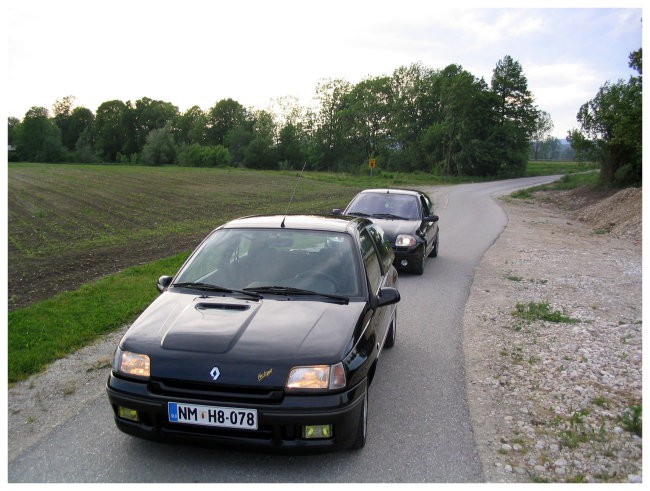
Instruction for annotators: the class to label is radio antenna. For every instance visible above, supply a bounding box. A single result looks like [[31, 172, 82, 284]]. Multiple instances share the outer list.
[[281, 161, 307, 228], [389, 171, 399, 189]]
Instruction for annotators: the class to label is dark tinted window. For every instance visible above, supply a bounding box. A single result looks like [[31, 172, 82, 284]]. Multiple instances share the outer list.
[[347, 192, 420, 220], [175, 229, 361, 296], [359, 229, 382, 293], [420, 193, 433, 217], [367, 224, 393, 272]]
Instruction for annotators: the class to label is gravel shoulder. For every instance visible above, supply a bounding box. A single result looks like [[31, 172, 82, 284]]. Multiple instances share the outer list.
[[8, 186, 643, 483], [464, 187, 642, 483]]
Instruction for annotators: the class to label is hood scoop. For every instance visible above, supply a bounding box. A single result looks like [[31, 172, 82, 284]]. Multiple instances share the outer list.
[[196, 302, 250, 312], [161, 300, 259, 354]]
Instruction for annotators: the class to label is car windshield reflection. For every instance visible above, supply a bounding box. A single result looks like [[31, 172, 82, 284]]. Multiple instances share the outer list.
[[347, 193, 420, 220], [174, 229, 362, 298]]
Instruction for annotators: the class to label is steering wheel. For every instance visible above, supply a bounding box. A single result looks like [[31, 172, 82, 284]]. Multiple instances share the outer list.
[[293, 271, 339, 293]]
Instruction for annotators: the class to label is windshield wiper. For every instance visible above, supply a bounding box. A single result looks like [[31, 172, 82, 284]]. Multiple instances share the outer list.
[[347, 211, 372, 217], [172, 282, 262, 299], [244, 285, 349, 304], [371, 213, 409, 220]]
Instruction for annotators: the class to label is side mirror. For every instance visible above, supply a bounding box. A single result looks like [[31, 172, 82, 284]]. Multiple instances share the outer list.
[[332, 208, 343, 215], [157, 275, 173, 292], [375, 287, 400, 308], [425, 215, 439, 223]]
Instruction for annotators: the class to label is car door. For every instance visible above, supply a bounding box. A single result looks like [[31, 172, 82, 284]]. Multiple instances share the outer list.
[[419, 194, 437, 255], [360, 226, 396, 351]]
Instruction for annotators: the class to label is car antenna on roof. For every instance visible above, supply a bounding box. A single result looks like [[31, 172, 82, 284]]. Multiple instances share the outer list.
[[281, 161, 308, 228], [388, 172, 399, 191]]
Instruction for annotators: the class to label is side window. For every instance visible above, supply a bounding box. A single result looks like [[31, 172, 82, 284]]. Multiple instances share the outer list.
[[359, 229, 382, 293], [420, 196, 431, 218], [367, 224, 393, 272], [421, 194, 433, 217]]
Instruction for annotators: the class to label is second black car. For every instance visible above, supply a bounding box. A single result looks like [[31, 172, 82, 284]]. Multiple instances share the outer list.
[[334, 188, 439, 275]]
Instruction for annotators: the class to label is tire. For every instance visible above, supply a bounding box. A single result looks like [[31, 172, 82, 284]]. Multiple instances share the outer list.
[[384, 310, 396, 348], [350, 389, 368, 450], [412, 248, 425, 275], [428, 232, 439, 258]]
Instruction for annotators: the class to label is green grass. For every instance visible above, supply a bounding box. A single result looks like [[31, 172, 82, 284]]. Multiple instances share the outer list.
[[512, 302, 580, 324], [525, 160, 598, 176], [8, 252, 189, 383], [619, 405, 642, 437], [8, 161, 590, 383], [510, 169, 601, 200]]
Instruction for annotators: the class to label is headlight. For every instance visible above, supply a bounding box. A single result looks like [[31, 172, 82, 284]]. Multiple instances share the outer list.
[[286, 363, 346, 391], [114, 347, 150, 379], [396, 234, 417, 247]]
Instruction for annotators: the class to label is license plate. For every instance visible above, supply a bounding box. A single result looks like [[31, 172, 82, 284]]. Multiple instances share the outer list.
[[168, 402, 258, 430]]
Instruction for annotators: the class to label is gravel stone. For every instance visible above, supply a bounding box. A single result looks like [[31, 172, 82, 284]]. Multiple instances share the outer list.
[[464, 187, 642, 483]]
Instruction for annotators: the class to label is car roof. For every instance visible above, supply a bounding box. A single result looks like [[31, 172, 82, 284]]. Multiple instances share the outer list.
[[357, 188, 422, 197], [220, 214, 369, 234]]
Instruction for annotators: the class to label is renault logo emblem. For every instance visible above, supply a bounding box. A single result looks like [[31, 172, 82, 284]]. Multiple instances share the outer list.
[[210, 366, 221, 381]]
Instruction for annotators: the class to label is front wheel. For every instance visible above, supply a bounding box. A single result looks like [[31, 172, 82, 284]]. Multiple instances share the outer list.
[[384, 310, 396, 348], [428, 232, 439, 258], [349, 389, 368, 450]]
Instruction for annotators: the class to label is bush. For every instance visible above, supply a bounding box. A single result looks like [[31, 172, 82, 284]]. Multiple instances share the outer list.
[[178, 144, 231, 167], [141, 124, 177, 165]]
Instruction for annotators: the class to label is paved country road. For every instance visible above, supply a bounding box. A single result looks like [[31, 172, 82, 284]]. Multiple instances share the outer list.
[[8, 176, 559, 483]]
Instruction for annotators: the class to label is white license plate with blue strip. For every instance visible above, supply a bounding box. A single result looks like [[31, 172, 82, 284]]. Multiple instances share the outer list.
[[168, 402, 258, 430]]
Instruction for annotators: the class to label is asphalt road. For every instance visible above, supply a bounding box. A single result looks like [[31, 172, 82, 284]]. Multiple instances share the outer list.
[[8, 175, 560, 483]]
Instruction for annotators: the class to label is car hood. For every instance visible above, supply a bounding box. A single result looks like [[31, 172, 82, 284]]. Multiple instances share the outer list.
[[119, 292, 367, 387], [367, 218, 419, 242]]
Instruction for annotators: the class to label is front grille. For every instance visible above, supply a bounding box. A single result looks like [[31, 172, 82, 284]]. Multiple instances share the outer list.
[[149, 378, 284, 405], [160, 420, 276, 441]]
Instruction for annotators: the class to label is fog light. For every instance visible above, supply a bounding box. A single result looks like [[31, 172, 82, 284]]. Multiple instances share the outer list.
[[400, 259, 408, 267], [118, 406, 139, 422], [303, 424, 333, 439]]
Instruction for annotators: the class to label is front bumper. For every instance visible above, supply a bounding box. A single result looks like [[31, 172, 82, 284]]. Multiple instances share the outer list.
[[392, 243, 424, 271], [106, 373, 367, 451]]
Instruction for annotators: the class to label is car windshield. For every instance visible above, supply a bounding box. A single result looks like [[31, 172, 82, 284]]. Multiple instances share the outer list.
[[347, 193, 420, 220], [174, 228, 362, 297]]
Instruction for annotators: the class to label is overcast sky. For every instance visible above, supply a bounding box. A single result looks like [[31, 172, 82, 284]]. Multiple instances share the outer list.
[[6, 1, 644, 139]]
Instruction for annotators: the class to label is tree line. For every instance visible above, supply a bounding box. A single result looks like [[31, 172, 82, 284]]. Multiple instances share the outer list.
[[8, 52, 641, 184], [568, 49, 642, 186]]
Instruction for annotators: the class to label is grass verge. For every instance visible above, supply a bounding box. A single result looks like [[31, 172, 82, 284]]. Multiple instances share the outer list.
[[8, 252, 189, 383], [510, 170, 600, 200]]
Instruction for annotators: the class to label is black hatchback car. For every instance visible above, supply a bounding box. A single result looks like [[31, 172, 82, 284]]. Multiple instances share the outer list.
[[334, 188, 439, 275], [106, 214, 400, 451]]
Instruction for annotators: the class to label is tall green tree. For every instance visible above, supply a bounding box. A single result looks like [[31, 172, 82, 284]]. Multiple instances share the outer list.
[[141, 122, 177, 165], [52, 96, 77, 150], [15, 106, 66, 162], [420, 64, 496, 176], [388, 63, 439, 171], [206, 98, 248, 147], [309, 78, 352, 170], [93, 100, 130, 161], [276, 122, 305, 168], [8, 117, 20, 157], [530, 110, 554, 160], [177, 105, 208, 145], [244, 110, 277, 169], [490, 55, 538, 175], [568, 49, 642, 186], [66, 106, 95, 151], [131, 97, 179, 152], [343, 76, 393, 164]]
